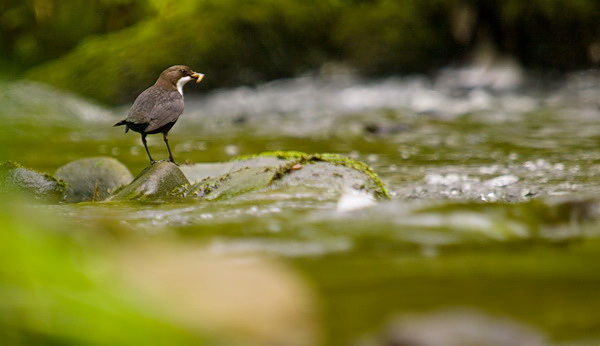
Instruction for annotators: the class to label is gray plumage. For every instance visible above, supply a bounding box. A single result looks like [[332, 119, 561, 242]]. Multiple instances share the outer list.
[[114, 65, 204, 163], [127, 87, 184, 133]]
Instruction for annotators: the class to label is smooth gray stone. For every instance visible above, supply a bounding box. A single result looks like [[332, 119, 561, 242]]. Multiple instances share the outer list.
[[55, 157, 133, 202], [109, 161, 189, 201]]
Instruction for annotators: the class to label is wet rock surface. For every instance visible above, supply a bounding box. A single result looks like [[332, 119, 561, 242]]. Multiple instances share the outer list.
[[0, 152, 388, 204], [0, 161, 65, 202], [180, 156, 285, 184], [188, 166, 278, 201], [55, 157, 133, 202], [271, 161, 378, 196], [109, 161, 189, 201], [181, 153, 389, 201]]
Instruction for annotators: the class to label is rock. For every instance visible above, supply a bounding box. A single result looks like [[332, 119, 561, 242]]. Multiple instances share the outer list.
[[180, 162, 238, 184], [188, 166, 278, 201], [0, 161, 65, 202], [180, 156, 285, 184], [262, 152, 389, 200], [375, 309, 547, 346], [179, 152, 389, 201], [109, 151, 388, 203], [270, 161, 379, 197], [55, 157, 133, 202], [109, 161, 189, 201]]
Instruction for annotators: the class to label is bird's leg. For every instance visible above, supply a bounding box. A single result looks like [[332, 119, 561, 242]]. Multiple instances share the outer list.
[[141, 133, 155, 163], [163, 132, 176, 164]]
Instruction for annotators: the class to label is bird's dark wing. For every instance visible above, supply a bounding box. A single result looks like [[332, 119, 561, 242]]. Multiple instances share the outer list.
[[125, 87, 158, 125], [144, 90, 184, 133]]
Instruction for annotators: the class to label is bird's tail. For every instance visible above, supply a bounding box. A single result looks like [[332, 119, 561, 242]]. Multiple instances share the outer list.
[[114, 120, 129, 133]]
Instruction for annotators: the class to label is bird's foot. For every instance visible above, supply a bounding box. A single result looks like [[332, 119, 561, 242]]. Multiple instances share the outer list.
[[150, 159, 178, 165]]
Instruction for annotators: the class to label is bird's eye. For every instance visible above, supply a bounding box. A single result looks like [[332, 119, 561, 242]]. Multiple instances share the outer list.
[[180, 69, 186, 74]]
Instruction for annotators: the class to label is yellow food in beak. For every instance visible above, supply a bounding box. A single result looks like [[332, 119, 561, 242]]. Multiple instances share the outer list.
[[191, 72, 204, 83]]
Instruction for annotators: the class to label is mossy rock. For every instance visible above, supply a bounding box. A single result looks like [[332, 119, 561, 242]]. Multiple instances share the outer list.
[[180, 157, 285, 185], [55, 157, 133, 202], [181, 151, 389, 201], [0, 161, 65, 202], [109, 151, 388, 202], [109, 161, 190, 202], [235, 151, 390, 199], [188, 166, 279, 201]]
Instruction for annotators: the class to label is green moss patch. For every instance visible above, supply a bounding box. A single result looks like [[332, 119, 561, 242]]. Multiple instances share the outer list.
[[235, 151, 390, 199]]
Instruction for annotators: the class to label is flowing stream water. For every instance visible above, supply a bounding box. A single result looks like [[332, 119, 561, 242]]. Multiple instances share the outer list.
[[1, 68, 600, 344]]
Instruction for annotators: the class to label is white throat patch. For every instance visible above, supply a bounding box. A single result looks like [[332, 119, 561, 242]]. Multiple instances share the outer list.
[[176, 76, 193, 96]]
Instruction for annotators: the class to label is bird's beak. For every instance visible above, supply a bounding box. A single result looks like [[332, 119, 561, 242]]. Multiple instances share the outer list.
[[191, 72, 204, 83]]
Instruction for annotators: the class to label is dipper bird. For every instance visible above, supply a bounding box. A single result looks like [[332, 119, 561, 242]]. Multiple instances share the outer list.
[[114, 65, 204, 164]]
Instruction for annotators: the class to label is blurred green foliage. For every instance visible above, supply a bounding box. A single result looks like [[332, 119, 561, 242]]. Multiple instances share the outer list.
[[27, 0, 340, 103], [0, 0, 149, 72], [0, 197, 200, 344], [0, 0, 597, 103], [333, 0, 458, 75]]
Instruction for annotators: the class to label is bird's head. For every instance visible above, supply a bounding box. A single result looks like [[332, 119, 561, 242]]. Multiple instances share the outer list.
[[158, 65, 204, 93]]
